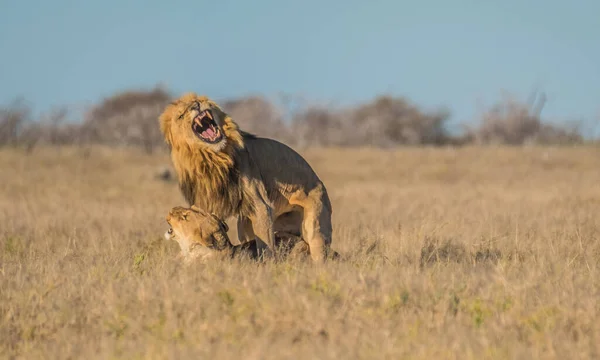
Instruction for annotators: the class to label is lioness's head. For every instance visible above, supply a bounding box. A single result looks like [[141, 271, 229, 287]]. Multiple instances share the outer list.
[[165, 205, 231, 260], [159, 93, 241, 152]]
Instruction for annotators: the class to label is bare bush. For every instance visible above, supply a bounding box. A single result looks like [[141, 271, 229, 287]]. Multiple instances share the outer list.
[[81, 85, 172, 153], [0, 98, 32, 147], [0, 87, 593, 150], [348, 96, 451, 146], [17, 106, 80, 151], [221, 96, 291, 142], [291, 106, 347, 147], [466, 92, 583, 145], [291, 96, 451, 147]]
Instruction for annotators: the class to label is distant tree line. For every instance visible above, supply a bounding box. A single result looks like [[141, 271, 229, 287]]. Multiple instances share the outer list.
[[0, 85, 591, 154]]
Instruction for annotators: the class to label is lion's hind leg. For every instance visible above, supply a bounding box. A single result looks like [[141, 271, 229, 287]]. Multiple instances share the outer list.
[[295, 185, 333, 263]]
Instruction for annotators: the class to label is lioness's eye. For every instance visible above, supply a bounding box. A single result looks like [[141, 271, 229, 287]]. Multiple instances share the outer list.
[[168, 228, 173, 234]]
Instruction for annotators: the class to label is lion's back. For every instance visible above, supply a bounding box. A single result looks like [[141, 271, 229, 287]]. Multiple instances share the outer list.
[[243, 135, 324, 189]]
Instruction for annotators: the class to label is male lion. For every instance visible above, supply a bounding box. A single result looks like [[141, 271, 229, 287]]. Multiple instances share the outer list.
[[165, 205, 310, 264], [159, 93, 334, 262]]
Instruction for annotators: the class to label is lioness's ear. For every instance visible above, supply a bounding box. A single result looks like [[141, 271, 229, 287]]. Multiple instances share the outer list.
[[178, 210, 190, 221]]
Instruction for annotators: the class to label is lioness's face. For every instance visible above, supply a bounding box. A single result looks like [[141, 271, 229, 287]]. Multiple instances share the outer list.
[[165, 206, 230, 252], [160, 94, 228, 151]]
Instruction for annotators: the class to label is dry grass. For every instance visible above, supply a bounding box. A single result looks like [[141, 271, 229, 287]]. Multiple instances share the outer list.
[[1, 145, 600, 359]]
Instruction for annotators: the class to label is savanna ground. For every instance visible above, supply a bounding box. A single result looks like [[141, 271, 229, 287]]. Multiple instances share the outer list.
[[1, 145, 600, 359]]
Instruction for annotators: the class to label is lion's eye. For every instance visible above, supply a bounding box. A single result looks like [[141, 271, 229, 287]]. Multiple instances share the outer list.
[[168, 228, 173, 234], [178, 102, 199, 119]]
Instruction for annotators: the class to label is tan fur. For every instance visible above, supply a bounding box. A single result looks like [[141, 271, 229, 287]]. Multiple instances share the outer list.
[[159, 93, 335, 262], [165, 206, 310, 264], [159, 93, 250, 218], [164, 205, 231, 265]]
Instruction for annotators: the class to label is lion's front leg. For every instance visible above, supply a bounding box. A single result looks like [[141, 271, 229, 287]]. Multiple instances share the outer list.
[[236, 216, 256, 245], [238, 175, 277, 260], [248, 202, 276, 260]]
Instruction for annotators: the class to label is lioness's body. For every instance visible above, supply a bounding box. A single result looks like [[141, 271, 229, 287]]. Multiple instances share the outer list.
[[159, 93, 333, 262], [165, 206, 309, 264]]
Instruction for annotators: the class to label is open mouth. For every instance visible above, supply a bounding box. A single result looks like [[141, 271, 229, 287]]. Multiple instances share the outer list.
[[192, 110, 223, 144]]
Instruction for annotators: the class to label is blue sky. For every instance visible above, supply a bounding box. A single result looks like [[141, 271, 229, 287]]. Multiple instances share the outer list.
[[1, 0, 598, 131]]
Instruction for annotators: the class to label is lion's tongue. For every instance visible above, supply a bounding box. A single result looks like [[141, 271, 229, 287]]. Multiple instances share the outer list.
[[203, 127, 216, 139]]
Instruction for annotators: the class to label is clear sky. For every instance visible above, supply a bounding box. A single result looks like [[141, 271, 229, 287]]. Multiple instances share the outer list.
[[1, 0, 598, 131]]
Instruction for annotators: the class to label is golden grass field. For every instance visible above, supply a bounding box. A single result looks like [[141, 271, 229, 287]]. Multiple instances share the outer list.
[[1, 145, 600, 359]]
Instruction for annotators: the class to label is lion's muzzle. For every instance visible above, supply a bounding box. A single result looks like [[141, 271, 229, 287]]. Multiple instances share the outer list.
[[192, 110, 223, 144]]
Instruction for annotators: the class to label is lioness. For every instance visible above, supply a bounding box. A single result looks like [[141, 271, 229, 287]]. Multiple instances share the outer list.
[[159, 93, 334, 262], [164, 205, 310, 264]]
